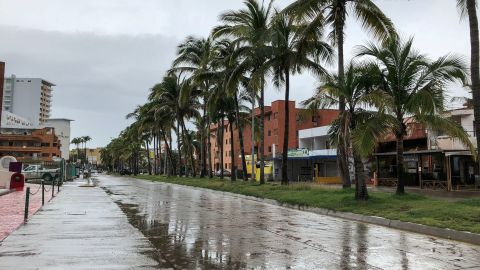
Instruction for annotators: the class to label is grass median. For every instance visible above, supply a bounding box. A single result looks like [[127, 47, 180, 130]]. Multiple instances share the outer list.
[[135, 175, 480, 234]]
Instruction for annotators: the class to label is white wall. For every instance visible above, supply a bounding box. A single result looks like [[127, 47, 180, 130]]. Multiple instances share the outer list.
[[11, 78, 42, 126], [43, 119, 71, 160]]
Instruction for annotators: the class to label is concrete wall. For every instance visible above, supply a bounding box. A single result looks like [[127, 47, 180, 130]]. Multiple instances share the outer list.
[[11, 78, 42, 126]]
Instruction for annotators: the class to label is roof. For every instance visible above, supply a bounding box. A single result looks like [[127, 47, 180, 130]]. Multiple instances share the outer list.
[[46, 118, 74, 122], [374, 149, 472, 156]]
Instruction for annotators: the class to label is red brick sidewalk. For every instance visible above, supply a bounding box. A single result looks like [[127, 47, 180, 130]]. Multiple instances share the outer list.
[[0, 183, 56, 241]]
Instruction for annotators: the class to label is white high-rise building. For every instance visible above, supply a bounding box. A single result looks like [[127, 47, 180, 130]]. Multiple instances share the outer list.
[[3, 75, 55, 126]]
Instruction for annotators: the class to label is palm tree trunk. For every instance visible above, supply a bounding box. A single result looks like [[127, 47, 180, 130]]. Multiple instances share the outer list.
[[234, 90, 248, 181], [161, 129, 175, 176], [220, 120, 225, 180], [207, 115, 213, 178], [145, 140, 152, 175], [259, 78, 265, 184], [467, 0, 480, 167], [281, 69, 290, 185], [353, 152, 368, 200], [229, 121, 236, 181], [181, 119, 196, 177], [200, 102, 207, 178], [396, 135, 405, 195], [336, 14, 351, 189], [177, 120, 182, 177]]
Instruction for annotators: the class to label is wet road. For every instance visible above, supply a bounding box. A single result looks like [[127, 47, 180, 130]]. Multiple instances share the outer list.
[[99, 175, 480, 269]]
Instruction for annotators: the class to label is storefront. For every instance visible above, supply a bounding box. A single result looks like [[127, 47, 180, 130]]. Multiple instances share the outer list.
[[374, 150, 478, 191]]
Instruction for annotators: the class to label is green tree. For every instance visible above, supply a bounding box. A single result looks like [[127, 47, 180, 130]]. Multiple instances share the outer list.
[[285, 0, 396, 188], [257, 12, 332, 185], [213, 0, 274, 184], [355, 37, 474, 195]]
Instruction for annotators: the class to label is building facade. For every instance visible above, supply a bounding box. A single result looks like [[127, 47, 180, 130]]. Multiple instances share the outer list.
[[208, 100, 339, 174], [3, 75, 55, 126], [0, 127, 61, 162], [43, 118, 73, 160]]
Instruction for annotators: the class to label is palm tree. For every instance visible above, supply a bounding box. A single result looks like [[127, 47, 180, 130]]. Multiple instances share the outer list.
[[285, 0, 396, 188], [257, 12, 333, 185], [355, 37, 474, 195], [70, 137, 81, 162], [82, 136, 92, 165], [457, 0, 480, 164], [213, 0, 274, 184], [171, 36, 216, 178], [303, 62, 381, 200]]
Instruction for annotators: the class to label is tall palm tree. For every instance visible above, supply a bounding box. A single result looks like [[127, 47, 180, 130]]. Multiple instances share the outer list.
[[70, 137, 81, 162], [213, 0, 274, 184], [255, 12, 333, 185], [285, 0, 396, 188], [303, 62, 381, 200], [355, 37, 474, 195], [171, 36, 216, 178], [457, 0, 480, 164], [82, 136, 92, 165]]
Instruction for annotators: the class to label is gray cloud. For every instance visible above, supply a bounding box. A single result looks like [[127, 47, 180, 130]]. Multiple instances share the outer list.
[[0, 0, 472, 148]]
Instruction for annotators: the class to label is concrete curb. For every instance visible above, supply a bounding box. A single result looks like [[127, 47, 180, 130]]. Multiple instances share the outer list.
[[156, 181, 480, 246]]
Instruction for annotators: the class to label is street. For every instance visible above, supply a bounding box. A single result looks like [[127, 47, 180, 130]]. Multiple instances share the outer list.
[[99, 175, 480, 269]]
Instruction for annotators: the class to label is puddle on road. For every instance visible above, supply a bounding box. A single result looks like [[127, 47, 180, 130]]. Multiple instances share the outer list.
[[115, 200, 247, 269]]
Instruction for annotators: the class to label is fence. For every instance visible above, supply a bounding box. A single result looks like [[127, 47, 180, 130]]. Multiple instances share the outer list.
[[24, 179, 61, 221]]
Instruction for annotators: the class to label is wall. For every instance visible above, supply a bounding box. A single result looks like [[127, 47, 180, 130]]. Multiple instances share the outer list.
[[44, 119, 72, 160], [11, 78, 42, 126]]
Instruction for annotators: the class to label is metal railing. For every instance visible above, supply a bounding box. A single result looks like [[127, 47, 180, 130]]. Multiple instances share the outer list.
[[24, 179, 61, 221]]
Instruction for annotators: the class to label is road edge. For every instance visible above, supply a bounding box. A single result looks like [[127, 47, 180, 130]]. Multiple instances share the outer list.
[[152, 180, 480, 246]]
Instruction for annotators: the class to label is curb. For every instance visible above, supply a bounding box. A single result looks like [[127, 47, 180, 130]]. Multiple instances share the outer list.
[[155, 181, 480, 246]]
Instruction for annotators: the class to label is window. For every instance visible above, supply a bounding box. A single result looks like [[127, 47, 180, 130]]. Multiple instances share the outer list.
[[267, 115, 271, 121], [268, 130, 271, 136], [268, 146, 272, 153], [226, 139, 228, 145], [225, 163, 228, 169], [274, 129, 278, 136], [274, 112, 278, 119]]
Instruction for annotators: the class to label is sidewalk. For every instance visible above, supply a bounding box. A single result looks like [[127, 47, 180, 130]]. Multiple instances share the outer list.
[[0, 183, 54, 241], [0, 180, 159, 269]]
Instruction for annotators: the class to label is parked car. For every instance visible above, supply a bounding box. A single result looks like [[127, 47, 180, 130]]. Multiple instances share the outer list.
[[120, 169, 132, 175], [22, 165, 60, 181], [215, 169, 231, 177]]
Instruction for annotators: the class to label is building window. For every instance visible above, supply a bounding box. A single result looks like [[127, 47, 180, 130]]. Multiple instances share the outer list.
[[268, 130, 271, 136], [268, 146, 272, 153], [274, 112, 278, 119], [226, 139, 228, 145], [267, 115, 271, 121], [274, 129, 278, 136]]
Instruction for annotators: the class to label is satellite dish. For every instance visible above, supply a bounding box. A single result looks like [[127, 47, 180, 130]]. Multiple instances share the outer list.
[[0, 156, 17, 170]]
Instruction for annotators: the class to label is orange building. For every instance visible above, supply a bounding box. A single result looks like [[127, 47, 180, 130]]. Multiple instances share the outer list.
[[0, 127, 61, 162], [209, 100, 339, 173]]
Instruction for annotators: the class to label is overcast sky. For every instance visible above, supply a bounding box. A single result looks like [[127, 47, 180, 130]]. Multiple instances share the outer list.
[[0, 0, 472, 148]]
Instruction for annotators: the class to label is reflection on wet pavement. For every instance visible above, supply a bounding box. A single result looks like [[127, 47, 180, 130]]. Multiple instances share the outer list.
[[99, 175, 480, 269]]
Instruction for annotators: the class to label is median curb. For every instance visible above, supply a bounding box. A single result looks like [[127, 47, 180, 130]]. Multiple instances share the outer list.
[[155, 181, 480, 246]]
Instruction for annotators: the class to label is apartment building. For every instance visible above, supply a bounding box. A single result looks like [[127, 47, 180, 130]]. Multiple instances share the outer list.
[[209, 100, 339, 174], [0, 127, 61, 162], [3, 75, 55, 126]]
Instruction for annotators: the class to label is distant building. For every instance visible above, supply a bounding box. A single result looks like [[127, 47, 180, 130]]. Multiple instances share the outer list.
[[70, 147, 103, 165], [3, 75, 55, 126], [0, 127, 61, 162], [43, 119, 73, 160]]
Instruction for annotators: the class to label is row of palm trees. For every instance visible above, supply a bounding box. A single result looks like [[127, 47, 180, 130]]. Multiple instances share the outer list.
[[102, 0, 478, 200], [70, 136, 92, 164]]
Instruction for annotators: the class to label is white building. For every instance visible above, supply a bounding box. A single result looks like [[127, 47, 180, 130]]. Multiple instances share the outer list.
[[298, 126, 341, 183], [43, 118, 73, 160], [3, 75, 55, 126], [431, 108, 477, 151]]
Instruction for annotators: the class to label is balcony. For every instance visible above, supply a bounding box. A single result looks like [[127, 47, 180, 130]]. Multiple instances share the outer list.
[[435, 136, 477, 150]]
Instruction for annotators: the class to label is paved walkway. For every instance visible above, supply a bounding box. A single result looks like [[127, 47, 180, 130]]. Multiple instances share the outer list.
[[0, 183, 55, 241], [0, 180, 159, 269]]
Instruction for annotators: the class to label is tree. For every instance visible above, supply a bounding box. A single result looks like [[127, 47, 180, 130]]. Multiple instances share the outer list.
[[303, 62, 381, 199], [70, 137, 81, 163], [257, 12, 332, 185], [172, 36, 216, 178], [213, 0, 274, 184], [285, 0, 397, 188], [457, 0, 480, 165], [355, 37, 474, 195]]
